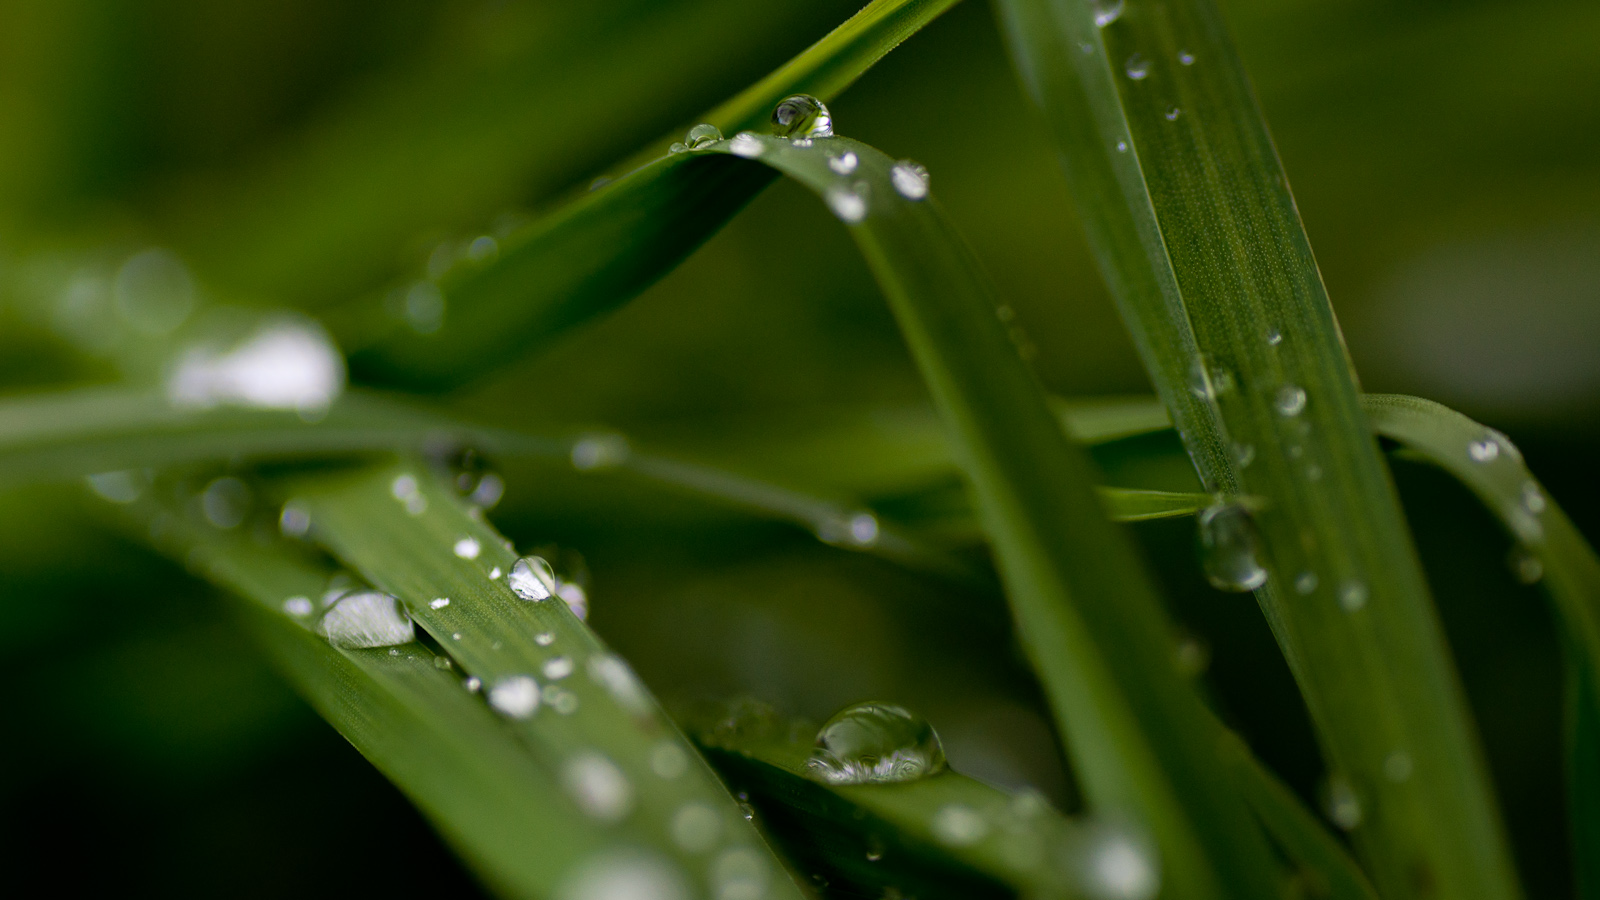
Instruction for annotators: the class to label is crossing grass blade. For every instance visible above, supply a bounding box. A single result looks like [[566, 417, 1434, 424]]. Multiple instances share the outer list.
[[100, 482, 616, 900], [698, 130, 1282, 899], [339, 0, 960, 389], [993, 1, 1521, 896], [286, 461, 809, 899]]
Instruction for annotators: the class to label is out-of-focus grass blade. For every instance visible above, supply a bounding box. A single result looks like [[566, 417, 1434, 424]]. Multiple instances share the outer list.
[[994, 2, 1520, 896], [341, 0, 960, 389], [103, 485, 615, 900], [288, 462, 808, 899], [1572, 668, 1600, 900], [701, 131, 1281, 899]]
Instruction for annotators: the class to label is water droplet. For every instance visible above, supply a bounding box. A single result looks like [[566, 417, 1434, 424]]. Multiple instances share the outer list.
[[1177, 50, 1196, 65], [1092, 0, 1124, 27], [1234, 442, 1256, 468], [1164, 106, 1181, 120], [464, 676, 481, 692], [167, 316, 345, 415], [931, 804, 988, 846], [557, 851, 688, 900], [453, 536, 481, 559], [1339, 581, 1368, 612], [1197, 502, 1268, 592], [890, 161, 930, 200], [1510, 547, 1544, 584], [558, 581, 590, 620], [670, 803, 721, 852], [433, 655, 453, 671], [685, 123, 723, 150], [87, 470, 145, 504], [279, 502, 311, 537], [564, 753, 633, 822], [1079, 41, 1095, 54], [711, 847, 769, 900], [536, 632, 556, 646], [283, 596, 313, 617], [545, 685, 580, 714], [828, 151, 859, 174], [825, 184, 868, 223], [322, 591, 415, 649], [589, 653, 652, 715], [116, 248, 196, 335], [1294, 571, 1319, 594], [1266, 328, 1283, 346], [543, 656, 574, 680], [467, 235, 498, 261], [728, 132, 764, 158], [1074, 826, 1159, 900], [668, 142, 687, 154], [488, 675, 540, 718], [1274, 385, 1307, 417], [771, 94, 832, 138], [487, 566, 502, 579], [571, 432, 630, 470], [1174, 635, 1210, 676], [805, 702, 946, 785], [1383, 751, 1413, 783], [1468, 437, 1500, 463], [1324, 774, 1362, 829], [1521, 480, 1546, 514], [588, 175, 612, 191], [509, 556, 557, 600], [430, 597, 451, 610], [1116, 140, 1129, 153], [650, 741, 689, 779], [1124, 53, 1150, 80], [404, 281, 445, 334]]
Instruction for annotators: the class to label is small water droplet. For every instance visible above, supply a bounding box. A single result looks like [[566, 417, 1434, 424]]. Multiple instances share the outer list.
[[545, 685, 580, 714], [1509, 547, 1544, 584], [804, 702, 946, 785], [487, 565, 502, 579], [322, 591, 415, 649], [116, 248, 196, 335], [1383, 750, 1413, 783], [1324, 774, 1362, 829], [283, 596, 313, 617], [488, 675, 540, 718], [1266, 328, 1283, 346], [1177, 50, 1196, 65], [433, 655, 453, 671], [1197, 502, 1268, 592], [1339, 581, 1368, 612], [536, 631, 556, 646], [543, 656, 574, 680], [890, 161, 930, 200], [558, 581, 589, 620], [931, 804, 988, 846], [564, 753, 633, 822], [825, 184, 868, 223], [588, 175, 612, 192], [728, 131, 764, 158], [571, 432, 631, 470], [1468, 436, 1500, 463], [1274, 384, 1307, 416], [452, 632, 462, 640], [828, 151, 859, 174], [467, 235, 498, 261], [1092, 0, 1124, 27], [1174, 635, 1210, 676], [86, 470, 145, 504], [771, 94, 832, 138], [200, 476, 252, 529], [668, 142, 687, 154], [464, 676, 481, 692], [1521, 480, 1546, 515], [453, 536, 481, 559], [1080, 826, 1160, 900], [650, 741, 689, 779], [670, 803, 722, 852], [279, 501, 311, 537], [509, 556, 557, 600], [711, 847, 769, 900], [1295, 571, 1319, 594], [1164, 106, 1181, 120], [1116, 140, 1128, 153], [685, 123, 723, 150], [1124, 53, 1150, 80], [589, 653, 652, 715], [1234, 442, 1256, 468], [430, 597, 450, 610], [1079, 41, 1095, 54]]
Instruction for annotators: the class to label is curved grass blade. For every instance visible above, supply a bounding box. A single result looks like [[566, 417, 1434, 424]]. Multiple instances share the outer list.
[[101, 485, 618, 900], [287, 461, 809, 899], [341, 0, 960, 389], [994, 2, 1520, 896], [699, 130, 1281, 899]]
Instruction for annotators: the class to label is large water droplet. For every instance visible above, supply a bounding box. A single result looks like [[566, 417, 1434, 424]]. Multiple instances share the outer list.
[[1124, 53, 1150, 80], [825, 184, 868, 223], [167, 316, 345, 415], [890, 161, 930, 200], [805, 702, 946, 785], [1274, 384, 1307, 417], [1197, 502, 1268, 592], [1092, 0, 1124, 27], [685, 123, 723, 149], [564, 753, 633, 822], [488, 675, 540, 718], [509, 556, 557, 600], [322, 590, 415, 649], [771, 94, 832, 138]]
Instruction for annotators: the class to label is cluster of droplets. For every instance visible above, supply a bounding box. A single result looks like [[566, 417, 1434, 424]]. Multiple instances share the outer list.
[[803, 702, 947, 785]]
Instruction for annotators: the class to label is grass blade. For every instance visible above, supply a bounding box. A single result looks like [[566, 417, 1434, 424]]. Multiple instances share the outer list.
[[700, 130, 1281, 899], [288, 461, 809, 899], [994, 2, 1520, 895], [340, 0, 960, 388]]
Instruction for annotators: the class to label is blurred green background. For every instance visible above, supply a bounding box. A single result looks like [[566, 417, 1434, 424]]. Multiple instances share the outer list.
[[1, 0, 1596, 895]]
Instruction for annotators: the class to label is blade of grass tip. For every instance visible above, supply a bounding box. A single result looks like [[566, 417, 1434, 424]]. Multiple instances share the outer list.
[[100, 483, 622, 900], [287, 461, 809, 900], [1361, 393, 1600, 896], [702, 130, 1281, 899], [339, 0, 962, 389], [688, 702, 1115, 900], [994, 2, 1522, 896]]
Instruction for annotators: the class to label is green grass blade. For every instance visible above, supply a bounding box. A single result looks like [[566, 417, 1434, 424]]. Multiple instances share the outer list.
[[104, 486, 617, 900], [994, 2, 1520, 896], [1571, 664, 1600, 900], [288, 461, 809, 899], [340, 0, 960, 389], [700, 131, 1281, 900]]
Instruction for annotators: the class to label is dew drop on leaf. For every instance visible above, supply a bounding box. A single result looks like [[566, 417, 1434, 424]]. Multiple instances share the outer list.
[[828, 151, 859, 174], [509, 556, 557, 600], [1124, 53, 1149, 80], [670, 802, 721, 852], [770, 94, 833, 138], [322, 591, 415, 649], [563, 753, 633, 821], [1274, 384, 1307, 417], [684, 123, 723, 149], [930, 804, 988, 846], [805, 702, 947, 785], [1197, 501, 1268, 592], [488, 675, 540, 718], [826, 184, 868, 223], [890, 161, 930, 200], [728, 132, 765, 158], [1092, 0, 1124, 27]]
